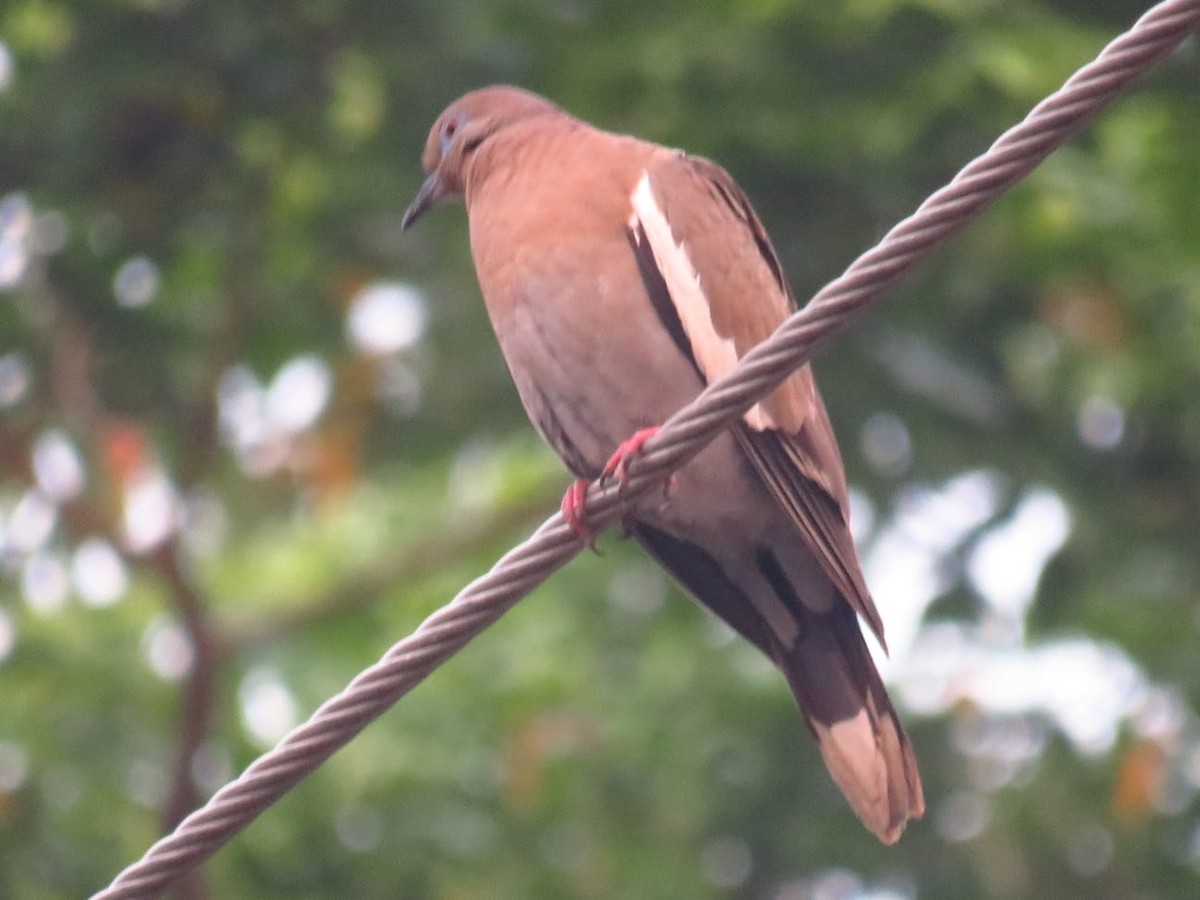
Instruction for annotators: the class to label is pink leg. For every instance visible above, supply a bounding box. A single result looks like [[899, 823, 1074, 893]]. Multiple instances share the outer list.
[[601, 426, 661, 484], [560, 478, 600, 550], [601, 426, 674, 500], [562, 426, 671, 548]]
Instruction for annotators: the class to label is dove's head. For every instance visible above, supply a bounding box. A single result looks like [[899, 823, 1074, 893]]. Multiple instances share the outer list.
[[402, 85, 561, 229]]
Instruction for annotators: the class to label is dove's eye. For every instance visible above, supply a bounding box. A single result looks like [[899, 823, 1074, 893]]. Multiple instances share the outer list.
[[439, 114, 466, 155]]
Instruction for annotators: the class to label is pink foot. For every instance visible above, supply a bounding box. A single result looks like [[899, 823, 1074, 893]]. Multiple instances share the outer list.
[[562, 427, 672, 548], [601, 426, 675, 500], [601, 426, 661, 484], [560, 478, 600, 550]]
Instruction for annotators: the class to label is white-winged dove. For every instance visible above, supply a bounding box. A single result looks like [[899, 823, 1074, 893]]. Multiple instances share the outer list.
[[403, 85, 924, 843]]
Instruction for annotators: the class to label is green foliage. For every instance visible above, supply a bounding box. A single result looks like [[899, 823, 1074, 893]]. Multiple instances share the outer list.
[[1, 1, 1198, 897]]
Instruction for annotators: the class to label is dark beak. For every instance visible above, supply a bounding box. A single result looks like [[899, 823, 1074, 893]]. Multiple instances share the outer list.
[[401, 172, 446, 230]]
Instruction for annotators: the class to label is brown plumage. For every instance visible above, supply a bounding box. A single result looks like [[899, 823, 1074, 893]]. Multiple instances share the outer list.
[[403, 85, 924, 843]]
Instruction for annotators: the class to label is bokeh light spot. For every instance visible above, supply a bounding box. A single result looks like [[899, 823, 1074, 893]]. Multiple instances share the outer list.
[[71, 537, 128, 607], [190, 739, 233, 797], [141, 615, 194, 682], [239, 666, 298, 747], [0, 192, 32, 288], [22, 551, 69, 614], [968, 488, 1070, 624], [32, 428, 85, 501], [113, 256, 160, 307], [7, 489, 57, 554], [1077, 394, 1125, 450], [0, 352, 31, 407], [265, 355, 332, 433], [936, 790, 990, 843], [217, 364, 268, 455], [861, 411, 912, 476], [807, 868, 863, 900], [123, 469, 178, 553], [346, 281, 427, 355]]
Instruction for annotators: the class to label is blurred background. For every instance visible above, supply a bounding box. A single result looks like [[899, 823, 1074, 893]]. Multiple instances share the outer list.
[[1, 1, 1199, 897]]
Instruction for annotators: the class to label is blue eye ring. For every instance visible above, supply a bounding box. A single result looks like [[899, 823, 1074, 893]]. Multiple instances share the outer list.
[[439, 113, 466, 155]]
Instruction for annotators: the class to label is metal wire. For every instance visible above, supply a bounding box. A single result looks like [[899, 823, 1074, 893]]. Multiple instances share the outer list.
[[93, 2, 1199, 895]]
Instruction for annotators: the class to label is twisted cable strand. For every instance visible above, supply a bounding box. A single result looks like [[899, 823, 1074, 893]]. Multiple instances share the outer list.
[[94, 2, 1199, 896]]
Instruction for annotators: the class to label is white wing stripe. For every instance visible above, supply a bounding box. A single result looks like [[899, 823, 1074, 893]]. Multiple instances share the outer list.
[[630, 172, 770, 429]]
